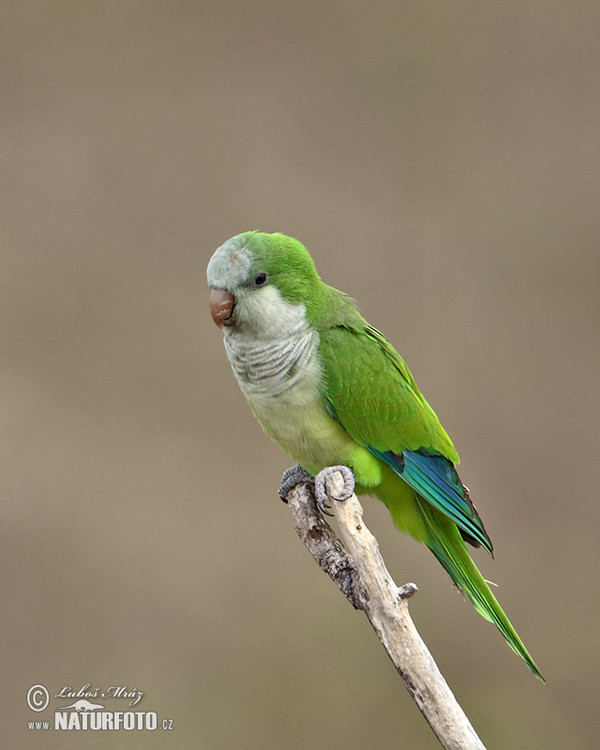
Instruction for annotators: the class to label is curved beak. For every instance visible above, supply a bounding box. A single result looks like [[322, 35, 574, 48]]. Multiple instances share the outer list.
[[210, 288, 236, 327]]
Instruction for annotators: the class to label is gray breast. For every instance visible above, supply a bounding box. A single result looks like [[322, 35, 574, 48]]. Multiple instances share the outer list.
[[224, 329, 318, 397]]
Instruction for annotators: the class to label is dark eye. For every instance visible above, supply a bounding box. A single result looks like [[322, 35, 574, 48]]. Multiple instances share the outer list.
[[252, 272, 269, 288]]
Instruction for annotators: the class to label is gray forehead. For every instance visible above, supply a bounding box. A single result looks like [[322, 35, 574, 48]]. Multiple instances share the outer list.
[[207, 236, 254, 289]]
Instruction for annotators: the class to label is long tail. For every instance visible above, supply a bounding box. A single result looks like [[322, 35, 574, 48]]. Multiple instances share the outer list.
[[416, 496, 545, 682]]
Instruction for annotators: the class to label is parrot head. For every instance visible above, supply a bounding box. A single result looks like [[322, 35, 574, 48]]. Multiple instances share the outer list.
[[207, 231, 322, 336]]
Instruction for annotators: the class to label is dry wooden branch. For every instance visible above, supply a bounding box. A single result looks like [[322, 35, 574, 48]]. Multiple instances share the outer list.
[[285, 470, 487, 750]]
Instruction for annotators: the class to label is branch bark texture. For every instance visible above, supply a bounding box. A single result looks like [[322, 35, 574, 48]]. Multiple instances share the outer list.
[[285, 471, 487, 750]]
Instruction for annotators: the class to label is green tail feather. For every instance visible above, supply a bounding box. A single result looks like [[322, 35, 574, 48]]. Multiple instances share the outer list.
[[416, 496, 545, 682]]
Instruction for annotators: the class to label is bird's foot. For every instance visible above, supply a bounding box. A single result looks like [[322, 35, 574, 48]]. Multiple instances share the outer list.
[[278, 464, 315, 503], [314, 465, 356, 516], [279, 464, 356, 518]]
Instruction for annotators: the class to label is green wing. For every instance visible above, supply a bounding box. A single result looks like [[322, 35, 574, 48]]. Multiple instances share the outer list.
[[318, 321, 458, 461], [318, 320, 492, 553]]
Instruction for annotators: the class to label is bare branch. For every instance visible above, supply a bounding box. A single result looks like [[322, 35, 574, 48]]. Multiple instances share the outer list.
[[285, 471, 487, 750]]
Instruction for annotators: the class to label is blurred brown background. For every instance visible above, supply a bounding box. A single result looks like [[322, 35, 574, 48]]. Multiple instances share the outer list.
[[2, 2, 599, 748]]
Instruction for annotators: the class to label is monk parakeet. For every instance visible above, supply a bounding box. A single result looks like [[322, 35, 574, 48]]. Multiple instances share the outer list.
[[207, 231, 543, 681]]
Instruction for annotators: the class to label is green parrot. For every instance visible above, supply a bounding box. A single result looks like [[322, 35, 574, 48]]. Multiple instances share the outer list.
[[207, 231, 543, 681]]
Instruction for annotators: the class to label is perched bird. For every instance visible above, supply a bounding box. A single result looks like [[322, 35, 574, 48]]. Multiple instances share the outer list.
[[207, 230, 543, 681]]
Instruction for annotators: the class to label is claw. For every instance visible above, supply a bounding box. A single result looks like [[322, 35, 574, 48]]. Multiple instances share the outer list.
[[315, 493, 334, 517], [318, 504, 334, 517], [314, 465, 355, 511], [278, 464, 315, 502]]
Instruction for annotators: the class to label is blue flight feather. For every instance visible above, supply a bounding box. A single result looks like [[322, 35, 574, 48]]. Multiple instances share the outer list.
[[368, 447, 493, 555]]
